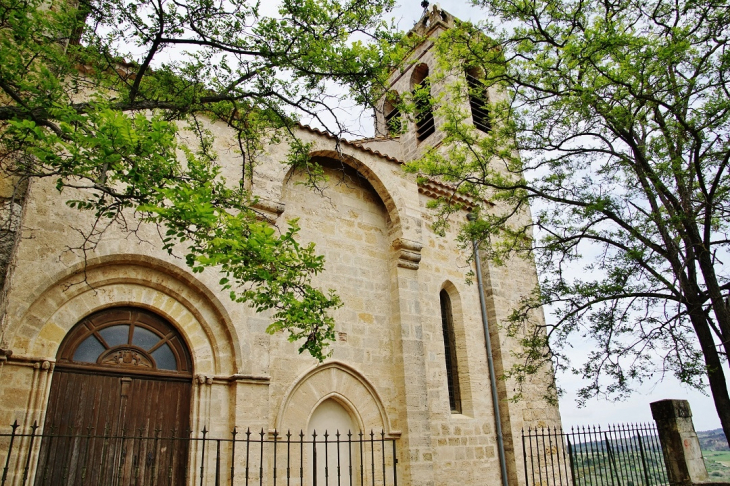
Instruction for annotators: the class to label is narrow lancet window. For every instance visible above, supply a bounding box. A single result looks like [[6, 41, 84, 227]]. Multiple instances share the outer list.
[[440, 290, 461, 413], [466, 68, 491, 133]]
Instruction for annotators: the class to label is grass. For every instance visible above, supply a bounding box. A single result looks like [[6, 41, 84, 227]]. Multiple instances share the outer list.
[[703, 451, 730, 481]]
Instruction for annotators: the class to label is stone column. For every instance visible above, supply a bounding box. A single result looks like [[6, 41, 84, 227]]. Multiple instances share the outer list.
[[650, 399, 709, 486]]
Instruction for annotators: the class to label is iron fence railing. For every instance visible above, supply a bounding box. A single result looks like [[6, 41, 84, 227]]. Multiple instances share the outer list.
[[522, 424, 669, 486], [1, 421, 398, 486]]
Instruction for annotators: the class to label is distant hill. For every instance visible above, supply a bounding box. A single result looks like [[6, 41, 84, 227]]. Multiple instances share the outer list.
[[698, 429, 729, 451]]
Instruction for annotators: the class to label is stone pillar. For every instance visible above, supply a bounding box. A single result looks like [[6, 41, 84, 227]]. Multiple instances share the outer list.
[[650, 399, 709, 486], [390, 239, 435, 486]]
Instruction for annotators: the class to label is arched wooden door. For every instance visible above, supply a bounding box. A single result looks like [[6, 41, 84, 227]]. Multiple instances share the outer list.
[[36, 307, 193, 485]]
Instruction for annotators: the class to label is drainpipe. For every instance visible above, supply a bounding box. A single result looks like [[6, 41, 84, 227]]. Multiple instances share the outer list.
[[467, 212, 509, 486]]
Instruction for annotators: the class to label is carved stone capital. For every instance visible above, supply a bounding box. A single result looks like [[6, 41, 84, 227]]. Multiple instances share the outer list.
[[392, 238, 423, 270], [30, 360, 51, 371]]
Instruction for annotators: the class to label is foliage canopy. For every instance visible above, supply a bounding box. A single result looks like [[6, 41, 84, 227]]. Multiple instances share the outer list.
[[0, 0, 400, 360]]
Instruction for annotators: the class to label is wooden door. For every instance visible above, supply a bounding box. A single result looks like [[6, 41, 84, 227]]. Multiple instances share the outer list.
[[36, 308, 193, 486]]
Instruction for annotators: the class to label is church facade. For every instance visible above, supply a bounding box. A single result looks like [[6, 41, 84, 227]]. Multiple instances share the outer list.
[[0, 6, 561, 485]]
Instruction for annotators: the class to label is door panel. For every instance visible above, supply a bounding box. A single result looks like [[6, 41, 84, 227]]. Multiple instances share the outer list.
[[35, 369, 191, 486]]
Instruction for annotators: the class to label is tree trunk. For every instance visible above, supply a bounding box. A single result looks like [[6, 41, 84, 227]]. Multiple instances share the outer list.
[[695, 245, 730, 363], [688, 305, 730, 448]]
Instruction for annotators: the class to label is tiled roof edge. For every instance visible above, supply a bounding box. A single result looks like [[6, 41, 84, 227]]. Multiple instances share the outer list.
[[418, 180, 480, 209], [297, 124, 404, 164], [296, 123, 491, 208]]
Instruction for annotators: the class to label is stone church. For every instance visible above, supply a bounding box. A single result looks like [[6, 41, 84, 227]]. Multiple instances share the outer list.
[[0, 5, 561, 485]]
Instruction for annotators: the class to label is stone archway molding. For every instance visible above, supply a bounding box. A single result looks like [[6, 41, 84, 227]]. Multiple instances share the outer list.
[[287, 149, 424, 269], [308, 392, 366, 436], [307, 150, 404, 237], [276, 361, 400, 438], [12, 254, 242, 377]]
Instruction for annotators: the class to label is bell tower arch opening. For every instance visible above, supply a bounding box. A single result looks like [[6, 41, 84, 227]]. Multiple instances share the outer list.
[[410, 63, 435, 141], [465, 66, 491, 133]]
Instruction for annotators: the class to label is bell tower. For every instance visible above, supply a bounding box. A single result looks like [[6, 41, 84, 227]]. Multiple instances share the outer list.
[[375, 2, 490, 162]]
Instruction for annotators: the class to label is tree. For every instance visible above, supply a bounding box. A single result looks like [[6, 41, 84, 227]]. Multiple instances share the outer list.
[[0, 0, 399, 361], [405, 0, 730, 443]]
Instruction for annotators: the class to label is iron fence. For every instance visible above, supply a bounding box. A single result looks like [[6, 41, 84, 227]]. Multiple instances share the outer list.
[[522, 424, 669, 486], [1, 421, 398, 486]]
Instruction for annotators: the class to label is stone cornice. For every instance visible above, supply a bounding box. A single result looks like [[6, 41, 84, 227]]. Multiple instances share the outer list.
[[392, 238, 423, 270], [251, 198, 285, 224]]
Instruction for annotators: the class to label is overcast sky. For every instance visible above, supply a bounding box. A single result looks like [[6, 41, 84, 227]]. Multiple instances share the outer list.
[[384, 0, 725, 433]]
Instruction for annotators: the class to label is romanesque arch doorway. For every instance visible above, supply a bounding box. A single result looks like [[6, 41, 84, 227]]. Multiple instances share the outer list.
[[36, 307, 193, 485]]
